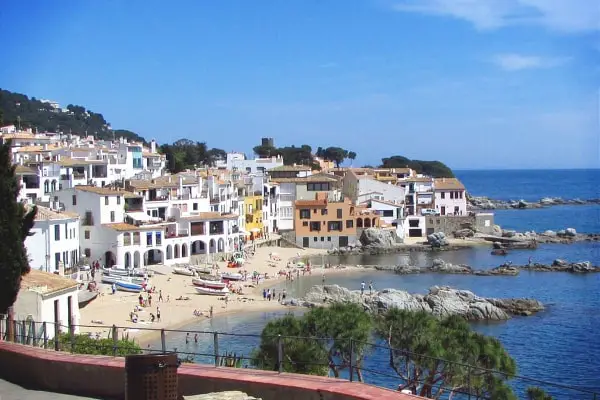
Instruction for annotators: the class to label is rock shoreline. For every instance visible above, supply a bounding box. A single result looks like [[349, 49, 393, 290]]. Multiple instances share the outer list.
[[284, 285, 544, 321], [468, 195, 600, 210]]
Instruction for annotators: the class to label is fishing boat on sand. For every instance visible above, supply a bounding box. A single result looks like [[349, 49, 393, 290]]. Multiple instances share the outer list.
[[194, 286, 229, 296], [221, 272, 243, 281], [192, 277, 227, 289], [101, 275, 147, 285], [115, 281, 143, 293], [173, 267, 195, 276]]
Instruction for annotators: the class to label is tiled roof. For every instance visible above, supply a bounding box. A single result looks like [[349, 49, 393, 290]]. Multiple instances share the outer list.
[[268, 165, 312, 172], [15, 165, 38, 175], [28, 205, 79, 221], [295, 199, 327, 207], [181, 212, 239, 221], [21, 270, 78, 294], [57, 157, 106, 167], [102, 223, 164, 231], [270, 175, 339, 183], [75, 186, 124, 196], [400, 177, 433, 183], [434, 178, 465, 190], [128, 174, 199, 190]]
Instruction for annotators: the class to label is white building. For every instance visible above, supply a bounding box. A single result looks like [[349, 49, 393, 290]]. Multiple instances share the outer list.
[[363, 199, 405, 239], [398, 177, 434, 217], [25, 206, 80, 273], [12, 270, 80, 339], [219, 152, 284, 174], [433, 178, 467, 216], [342, 170, 407, 205]]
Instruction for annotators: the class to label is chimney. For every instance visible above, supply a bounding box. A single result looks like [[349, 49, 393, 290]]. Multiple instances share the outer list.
[[150, 139, 156, 153]]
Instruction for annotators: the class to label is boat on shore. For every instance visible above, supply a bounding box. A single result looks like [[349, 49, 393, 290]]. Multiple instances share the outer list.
[[115, 281, 143, 293], [101, 275, 147, 285], [192, 277, 227, 289], [78, 290, 98, 308], [103, 266, 130, 276], [195, 286, 229, 296], [173, 266, 195, 276], [221, 272, 243, 281]]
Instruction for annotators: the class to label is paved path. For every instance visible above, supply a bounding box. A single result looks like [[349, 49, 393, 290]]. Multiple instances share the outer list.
[[0, 378, 97, 400]]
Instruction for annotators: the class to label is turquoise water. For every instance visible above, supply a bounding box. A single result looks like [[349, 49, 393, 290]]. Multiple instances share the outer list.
[[154, 170, 600, 398]]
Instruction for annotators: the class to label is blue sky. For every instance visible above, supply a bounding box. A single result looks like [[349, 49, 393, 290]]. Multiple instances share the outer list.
[[1, 0, 598, 169]]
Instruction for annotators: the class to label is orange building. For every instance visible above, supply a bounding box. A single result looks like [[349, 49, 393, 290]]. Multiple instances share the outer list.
[[294, 192, 380, 249]]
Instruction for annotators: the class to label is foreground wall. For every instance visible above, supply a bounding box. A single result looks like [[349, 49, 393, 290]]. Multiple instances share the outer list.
[[0, 342, 420, 400]]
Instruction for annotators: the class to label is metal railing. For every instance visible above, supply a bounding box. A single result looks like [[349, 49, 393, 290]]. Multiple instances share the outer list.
[[0, 317, 597, 400]]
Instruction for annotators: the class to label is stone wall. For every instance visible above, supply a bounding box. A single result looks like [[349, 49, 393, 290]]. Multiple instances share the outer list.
[[0, 342, 418, 400], [295, 235, 358, 250], [424, 213, 495, 236]]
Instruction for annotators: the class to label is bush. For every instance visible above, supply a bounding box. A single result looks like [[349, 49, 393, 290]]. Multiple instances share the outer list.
[[51, 333, 142, 356]]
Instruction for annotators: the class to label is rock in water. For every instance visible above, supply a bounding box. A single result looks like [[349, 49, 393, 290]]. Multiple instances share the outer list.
[[359, 228, 397, 247], [430, 259, 472, 273], [453, 228, 475, 238], [427, 232, 448, 247], [565, 228, 577, 237]]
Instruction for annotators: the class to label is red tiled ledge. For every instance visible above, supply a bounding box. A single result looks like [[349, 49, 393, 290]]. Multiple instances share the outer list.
[[0, 342, 423, 400]]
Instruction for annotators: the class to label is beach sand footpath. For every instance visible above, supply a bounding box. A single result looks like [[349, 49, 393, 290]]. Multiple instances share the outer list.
[[79, 246, 348, 343]]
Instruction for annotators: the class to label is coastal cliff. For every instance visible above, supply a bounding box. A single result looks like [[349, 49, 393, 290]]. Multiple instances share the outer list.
[[284, 284, 544, 321]]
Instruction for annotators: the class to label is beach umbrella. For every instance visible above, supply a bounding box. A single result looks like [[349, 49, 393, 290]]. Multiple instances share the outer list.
[[250, 228, 261, 233]]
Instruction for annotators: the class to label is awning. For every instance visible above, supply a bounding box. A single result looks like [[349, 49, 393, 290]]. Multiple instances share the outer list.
[[126, 212, 154, 222]]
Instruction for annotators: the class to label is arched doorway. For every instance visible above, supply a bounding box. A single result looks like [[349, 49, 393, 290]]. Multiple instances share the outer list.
[[372, 218, 377, 227], [124, 252, 131, 269], [174, 244, 180, 258], [191, 240, 206, 255], [181, 243, 187, 258], [145, 249, 163, 265], [364, 218, 371, 228], [209, 239, 216, 254], [133, 251, 141, 268], [51, 180, 57, 192], [217, 238, 225, 253], [104, 251, 116, 268], [166, 245, 172, 260], [357, 218, 363, 228]]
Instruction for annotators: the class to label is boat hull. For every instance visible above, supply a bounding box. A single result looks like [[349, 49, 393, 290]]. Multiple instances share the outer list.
[[194, 286, 229, 296], [221, 273, 243, 281], [115, 281, 143, 292], [192, 277, 227, 289], [173, 268, 194, 276]]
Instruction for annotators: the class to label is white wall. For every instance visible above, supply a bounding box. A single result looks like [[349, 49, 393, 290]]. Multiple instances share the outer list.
[[25, 218, 80, 272], [434, 190, 467, 216]]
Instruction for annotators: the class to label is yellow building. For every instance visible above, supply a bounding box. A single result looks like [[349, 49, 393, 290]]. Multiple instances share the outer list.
[[244, 192, 264, 239]]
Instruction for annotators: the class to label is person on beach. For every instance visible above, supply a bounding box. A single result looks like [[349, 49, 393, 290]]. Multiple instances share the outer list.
[[138, 293, 143, 306], [148, 293, 152, 307], [158, 290, 163, 302], [360, 281, 365, 296], [194, 333, 198, 343], [263, 288, 267, 300], [156, 307, 161, 322], [210, 306, 214, 318], [322, 273, 325, 283], [111, 283, 116, 295], [369, 281, 373, 295]]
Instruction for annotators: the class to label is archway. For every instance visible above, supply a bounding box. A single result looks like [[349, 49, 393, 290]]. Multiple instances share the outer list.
[[209, 239, 217, 254], [133, 251, 141, 268], [372, 218, 377, 227], [364, 218, 371, 228], [174, 244, 180, 258], [357, 218, 363, 228], [44, 180, 49, 193], [217, 238, 225, 253], [51, 180, 57, 192], [124, 252, 131, 269], [166, 245, 172, 260], [104, 251, 116, 268], [191, 240, 206, 255], [181, 243, 187, 258], [144, 249, 164, 265]]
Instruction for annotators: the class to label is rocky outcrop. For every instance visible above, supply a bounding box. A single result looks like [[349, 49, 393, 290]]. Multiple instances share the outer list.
[[468, 195, 600, 210], [287, 285, 543, 321], [379, 259, 519, 276], [518, 259, 600, 273], [359, 228, 398, 248], [427, 232, 449, 247], [453, 228, 475, 238], [184, 392, 260, 400]]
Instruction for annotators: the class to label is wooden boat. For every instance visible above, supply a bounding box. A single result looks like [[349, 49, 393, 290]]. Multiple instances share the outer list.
[[101, 275, 147, 285], [221, 272, 243, 281], [78, 290, 98, 308], [103, 266, 131, 276], [190, 265, 212, 274], [173, 267, 195, 276], [192, 277, 227, 289], [115, 281, 143, 293], [194, 286, 229, 296], [132, 268, 154, 277]]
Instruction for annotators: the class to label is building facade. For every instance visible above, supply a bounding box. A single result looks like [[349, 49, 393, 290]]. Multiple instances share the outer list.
[[433, 178, 467, 216]]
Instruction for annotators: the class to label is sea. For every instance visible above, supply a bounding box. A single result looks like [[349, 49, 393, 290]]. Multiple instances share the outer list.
[[155, 169, 600, 399]]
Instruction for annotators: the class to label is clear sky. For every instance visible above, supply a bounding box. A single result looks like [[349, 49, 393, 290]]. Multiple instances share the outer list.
[[1, 0, 598, 169]]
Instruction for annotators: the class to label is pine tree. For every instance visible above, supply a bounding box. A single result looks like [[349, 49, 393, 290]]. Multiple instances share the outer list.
[[0, 141, 37, 314]]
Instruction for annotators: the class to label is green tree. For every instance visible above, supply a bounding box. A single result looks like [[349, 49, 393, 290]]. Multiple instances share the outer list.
[[526, 387, 553, 400], [0, 141, 37, 314], [380, 155, 454, 178], [323, 147, 349, 167], [253, 144, 278, 158], [376, 309, 516, 399], [347, 151, 356, 166], [252, 304, 373, 379]]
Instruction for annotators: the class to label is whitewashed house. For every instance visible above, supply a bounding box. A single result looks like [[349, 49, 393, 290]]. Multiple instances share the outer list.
[[364, 199, 405, 239], [25, 205, 80, 273], [12, 270, 80, 339], [433, 178, 467, 216]]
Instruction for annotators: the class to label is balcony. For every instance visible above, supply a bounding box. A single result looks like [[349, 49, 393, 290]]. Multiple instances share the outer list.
[[73, 172, 86, 180], [210, 196, 220, 204], [148, 195, 169, 202], [60, 174, 71, 181], [176, 193, 191, 200]]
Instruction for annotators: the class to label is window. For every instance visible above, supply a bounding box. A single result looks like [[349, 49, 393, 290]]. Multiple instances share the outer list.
[[302, 221, 308, 226], [84, 248, 91, 258], [117, 196, 121, 205], [441, 192, 445, 199], [346, 220, 354, 228], [105, 196, 109, 205], [156, 232, 162, 245], [313, 237, 317, 242], [309, 221, 321, 232], [450, 192, 454, 199], [307, 183, 331, 191], [84, 231, 90, 240], [321, 209, 328, 215], [193, 203, 198, 211], [133, 232, 140, 245], [327, 221, 342, 232], [459, 191, 463, 199], [327, 237, 331, 241], [382, 210, 394, 217], [54, 225, 60, 241], [320, 237, 324, 242], [124, 232, 131, 245], [337, 209, 342, 218], [72, 195, 77, 206], [299, 209, 311, 219], [55, 252, 60, 270], [110, 211, 115, 222], [147, 232, 153, 246]]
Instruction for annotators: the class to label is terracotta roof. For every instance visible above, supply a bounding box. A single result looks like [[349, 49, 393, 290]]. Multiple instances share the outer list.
[[128, 174, 198, 190], [21, 270, 78, 295], [123, 191, 142, 199], [268, 165, 312, 172], [400, 177, 433, 183], [270, 175, 339, 183], [14, 145, 61, 152], [295, 199, 327, 207], [75, 185, 124, 196], [434, 178, 465, 190], [57, 157, 105, 167], [15, 165, 38, 175], [28, 205, 79, 221], [181, 212, 239, 221], [102, 223, 164, 231]]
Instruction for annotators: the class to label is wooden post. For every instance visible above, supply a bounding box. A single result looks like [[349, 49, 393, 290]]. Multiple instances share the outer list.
[[42, 322, 48, 349], [160, 329, 166, 354], [21, 320, 27, 344], [54, 322, 60, 351]]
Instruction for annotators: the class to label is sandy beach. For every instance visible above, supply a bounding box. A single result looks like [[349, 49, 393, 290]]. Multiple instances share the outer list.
[[78, 245, 361, 344]]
